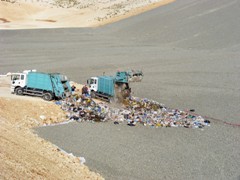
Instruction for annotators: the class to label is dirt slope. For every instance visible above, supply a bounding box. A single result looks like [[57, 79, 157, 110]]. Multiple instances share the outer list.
[[0, 76, 103, 179], [0, 0, 175, 29]]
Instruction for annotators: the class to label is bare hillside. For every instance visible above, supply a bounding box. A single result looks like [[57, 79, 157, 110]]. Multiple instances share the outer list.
[[0, 76, 103, 179], [0, 0, 174, 29]]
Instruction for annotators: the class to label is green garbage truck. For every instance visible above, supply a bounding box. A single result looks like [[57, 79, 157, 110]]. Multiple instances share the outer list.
[[87, 71, 131, 102], [11, 70, 71, 101]]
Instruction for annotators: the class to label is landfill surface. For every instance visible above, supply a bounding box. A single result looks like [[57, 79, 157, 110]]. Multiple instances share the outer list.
[[1, 0, 240, 179], [59, 93, 211, 129]]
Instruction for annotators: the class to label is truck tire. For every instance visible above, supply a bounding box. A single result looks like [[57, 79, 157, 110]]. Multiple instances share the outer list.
[[15, 87, 24, 95], [43, 92, 53, 101]]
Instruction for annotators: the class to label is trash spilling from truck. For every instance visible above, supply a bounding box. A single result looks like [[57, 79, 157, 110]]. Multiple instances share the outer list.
[[57, 93, 210, 129], [87, 71, 132, 102], [127, 69, 143, 82]]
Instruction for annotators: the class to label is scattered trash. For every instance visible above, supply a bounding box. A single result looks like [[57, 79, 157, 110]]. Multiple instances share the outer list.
[[127, 69, 143, 82], [55, 101, 62, 105], [127, 122, 136, 127], [204, 120, 210, 124], [39, 115, 46, 120], [79, 157, 86, 165], [58, 93, 210, 129], [52, 145, 86, 165]]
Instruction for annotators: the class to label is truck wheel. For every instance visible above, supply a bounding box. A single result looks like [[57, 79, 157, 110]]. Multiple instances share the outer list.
[[43, 92, 53, 101], [16, 87, 24, 95]]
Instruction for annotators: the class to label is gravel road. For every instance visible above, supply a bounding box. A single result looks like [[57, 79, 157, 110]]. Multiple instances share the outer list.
[[1, 0, 240, 179]]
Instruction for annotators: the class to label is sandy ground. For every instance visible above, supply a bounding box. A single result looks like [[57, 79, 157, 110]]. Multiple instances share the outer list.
[[0, 0, 174, 29], [0, 76, 103, 179]]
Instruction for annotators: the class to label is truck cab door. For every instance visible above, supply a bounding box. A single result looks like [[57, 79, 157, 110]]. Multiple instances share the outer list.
[[11, 74, 26, 88], [88, 77, 98, 92]]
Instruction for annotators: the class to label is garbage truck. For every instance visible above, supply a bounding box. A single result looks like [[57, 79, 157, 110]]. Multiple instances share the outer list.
[[87, 71, 131, 102], [11, 70, 72, 101]]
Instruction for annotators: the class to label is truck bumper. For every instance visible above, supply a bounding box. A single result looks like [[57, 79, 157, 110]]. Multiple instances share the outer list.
[[10, 86, 15, 93]]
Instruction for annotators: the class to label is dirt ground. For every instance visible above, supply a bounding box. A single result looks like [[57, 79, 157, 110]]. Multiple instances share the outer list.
[[0, 0, 175, 29], [0, 76, 103, 179]]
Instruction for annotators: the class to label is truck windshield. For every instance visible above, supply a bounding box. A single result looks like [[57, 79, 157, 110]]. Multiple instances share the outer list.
[[11, 75, 20, 80], [90, 79, 96, 84]]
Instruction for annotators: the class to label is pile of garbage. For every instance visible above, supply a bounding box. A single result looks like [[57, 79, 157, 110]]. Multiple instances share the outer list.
[[56, 94, 210, 129]]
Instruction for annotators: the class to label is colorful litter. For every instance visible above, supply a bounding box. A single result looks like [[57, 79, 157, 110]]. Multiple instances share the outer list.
[[57, 94, 210, 129]]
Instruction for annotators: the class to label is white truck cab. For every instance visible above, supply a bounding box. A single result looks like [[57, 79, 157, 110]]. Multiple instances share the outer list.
[[10, 70, 36, 93], [11, 73, 27, 93], [87, 77, 98, 93]]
